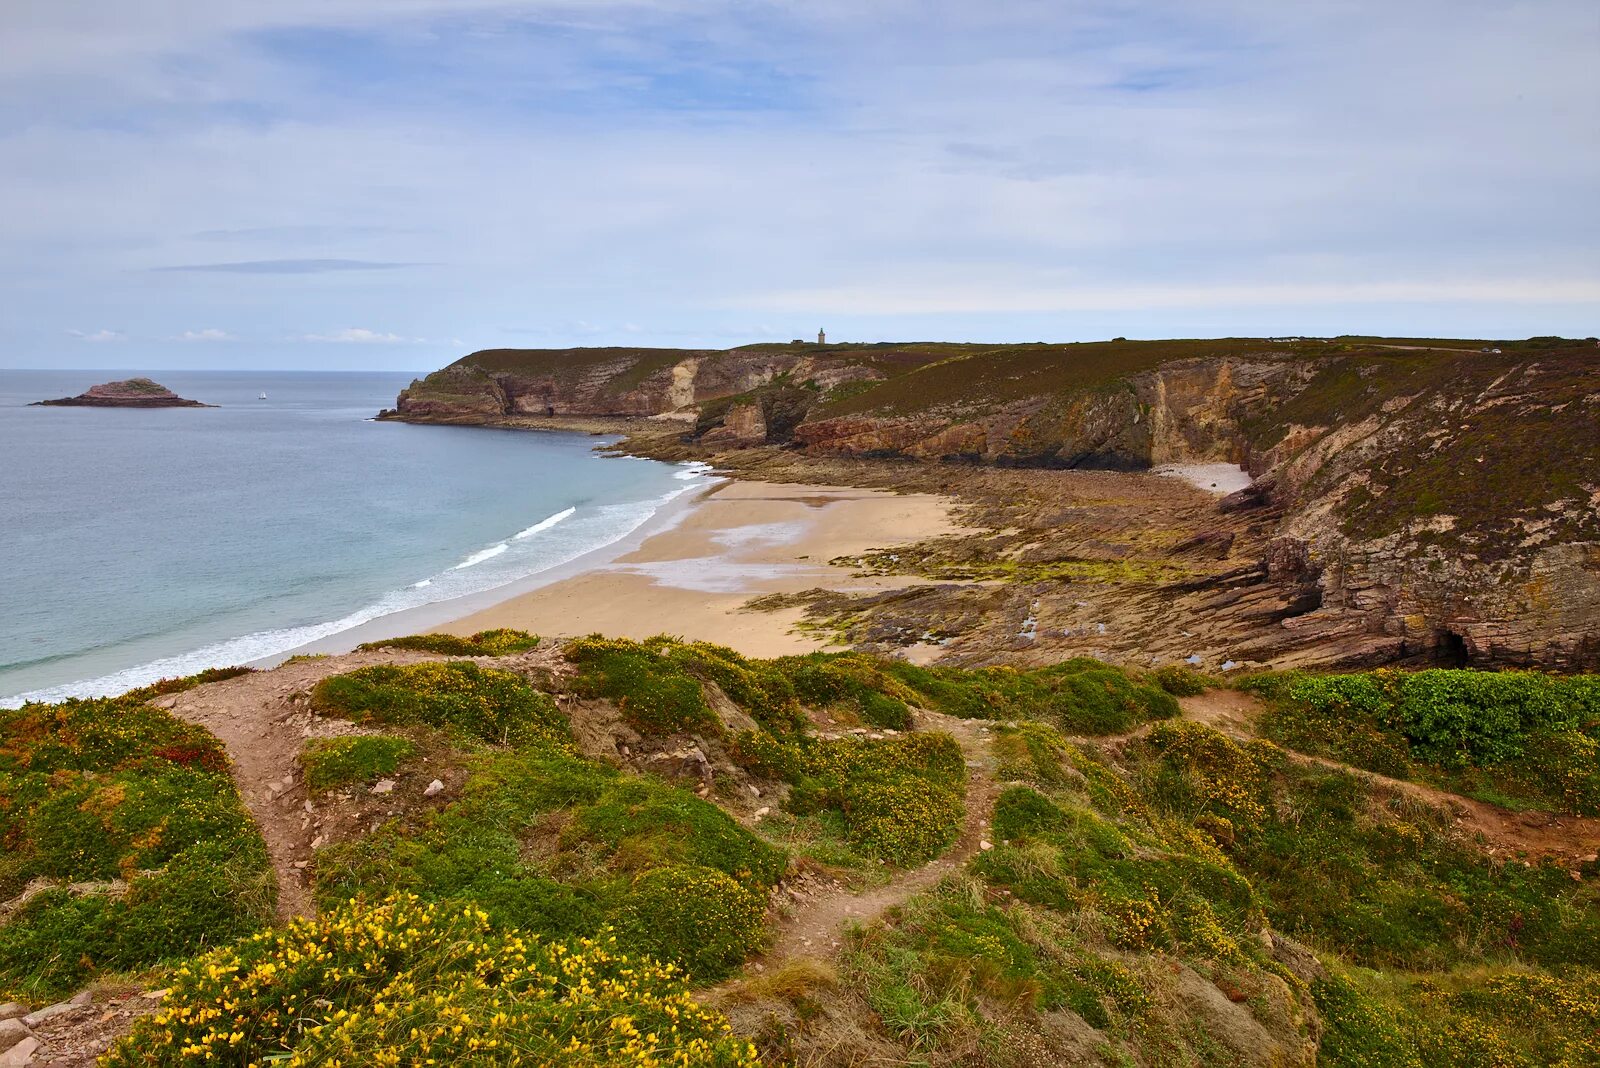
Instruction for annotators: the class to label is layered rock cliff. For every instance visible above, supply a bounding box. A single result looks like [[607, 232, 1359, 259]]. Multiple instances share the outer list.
[[384, 338, 1600, 670]]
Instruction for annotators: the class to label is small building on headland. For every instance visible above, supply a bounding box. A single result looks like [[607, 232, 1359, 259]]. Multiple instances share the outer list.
[[818, 328, 827, 344]]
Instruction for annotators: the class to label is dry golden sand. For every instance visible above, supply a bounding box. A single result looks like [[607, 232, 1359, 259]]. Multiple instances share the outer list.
[[438, 480, 962, 657]]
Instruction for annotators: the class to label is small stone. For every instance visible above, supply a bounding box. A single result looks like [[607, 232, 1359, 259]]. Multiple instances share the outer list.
[[293, 861, 310, 869], [310, 836, 326, 849], [0, 1021, 31, 1056], [424, 779, 445, 797], [0, 1009, 22, 1023], [68, 991, 92, 1007], [979, 840, 994, 851], [21, 1002, 74, 1028], [139, 990, 169, 1001], [371, 779, 396, 795], [753, 807, 770, 820], [303, 800, 315, 813], [0, 1036, 39, 1066]]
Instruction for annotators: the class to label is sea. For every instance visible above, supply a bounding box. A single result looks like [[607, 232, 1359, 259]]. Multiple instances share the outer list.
[[0, 370, 711, 707]]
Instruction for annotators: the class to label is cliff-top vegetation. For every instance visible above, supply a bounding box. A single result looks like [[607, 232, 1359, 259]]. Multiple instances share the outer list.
[[4, 644, 1596, 1066]]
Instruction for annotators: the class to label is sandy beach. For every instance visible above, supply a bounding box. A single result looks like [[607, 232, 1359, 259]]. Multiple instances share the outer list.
[[435, 480, 963, 657]]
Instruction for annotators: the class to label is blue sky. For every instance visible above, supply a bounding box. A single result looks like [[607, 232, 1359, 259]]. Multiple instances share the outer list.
[[2, 0, 1596, 370]]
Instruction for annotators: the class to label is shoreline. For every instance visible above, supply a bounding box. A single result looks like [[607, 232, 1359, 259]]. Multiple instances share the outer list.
[[255, 474, 721, 664], [428, 478, 963, 658]]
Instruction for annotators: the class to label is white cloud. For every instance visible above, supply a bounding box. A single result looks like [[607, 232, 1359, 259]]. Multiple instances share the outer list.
[[173, 328, 235, 341], [733, 278, 1600, 317], [5, 2, 1598, 367], [300, 327, 416, 343], [66, 328, 126, 342]]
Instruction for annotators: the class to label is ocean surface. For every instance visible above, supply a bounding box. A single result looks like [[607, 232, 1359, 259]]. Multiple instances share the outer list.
[[0, 370, 709, 706]]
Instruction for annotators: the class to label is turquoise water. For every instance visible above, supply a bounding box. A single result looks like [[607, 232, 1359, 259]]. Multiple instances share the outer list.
[[0, 370, 707, 705]]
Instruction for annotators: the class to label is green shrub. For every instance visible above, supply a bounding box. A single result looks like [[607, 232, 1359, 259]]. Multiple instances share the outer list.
[[356, 628, 540, 657], [103, 894, 760, 1067], [565, 637, 721, 736], [301, 735, 418, 792], [567, 636, 805, 736], [992, 786, 1065, 841], [883, 659, 1178, 734], [312, 743, 785, 977], [1263, 668, 1600, 813], [123, 665, 255, 701], [1149, 664, 1206, 697], [729, 729, 804, 779], [614, 865, 768, 980], [777, 653, 914, 729], [571, 779, 787, 886], [311, 661, 569, 748], [842, 779, 964, 865], [0, 697, 271, 1002]]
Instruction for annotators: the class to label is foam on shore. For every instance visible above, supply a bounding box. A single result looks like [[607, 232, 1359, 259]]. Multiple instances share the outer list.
[[1, 463, 714, 707]]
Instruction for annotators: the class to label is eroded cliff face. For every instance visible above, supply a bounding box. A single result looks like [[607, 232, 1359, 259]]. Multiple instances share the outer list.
[[1245, 350, 1600, 671], [790, 357, 1320, 468], [384, 340, 1600, 670], [387, 348, 884, 423]]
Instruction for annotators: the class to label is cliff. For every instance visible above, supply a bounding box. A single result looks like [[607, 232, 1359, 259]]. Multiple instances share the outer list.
[[384, 337, 1600, 670], [32, 377, 213, 408]]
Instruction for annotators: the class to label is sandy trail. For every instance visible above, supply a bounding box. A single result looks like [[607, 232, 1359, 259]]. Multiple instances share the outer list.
[[747, 711, 1003, 971], [158, 649, 446, 920]]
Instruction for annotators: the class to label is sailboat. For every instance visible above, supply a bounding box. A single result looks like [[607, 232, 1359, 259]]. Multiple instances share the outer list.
[[258, 391, 268, 400]]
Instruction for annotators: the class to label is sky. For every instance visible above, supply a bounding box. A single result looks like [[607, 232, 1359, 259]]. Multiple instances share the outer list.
[[2, 0, 1596, 371]]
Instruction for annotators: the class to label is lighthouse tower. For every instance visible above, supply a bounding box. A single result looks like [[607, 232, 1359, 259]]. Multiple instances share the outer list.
[[817, 327, 826, 344]]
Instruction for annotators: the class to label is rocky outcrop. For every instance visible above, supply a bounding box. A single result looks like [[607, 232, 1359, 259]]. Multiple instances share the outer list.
[[32, 378, 213, 408]]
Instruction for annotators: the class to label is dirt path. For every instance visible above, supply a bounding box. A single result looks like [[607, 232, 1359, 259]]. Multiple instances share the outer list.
[[159, 650, 443, 921], [750, 711, 1003, 969], [1177, 690, 1600, 866]]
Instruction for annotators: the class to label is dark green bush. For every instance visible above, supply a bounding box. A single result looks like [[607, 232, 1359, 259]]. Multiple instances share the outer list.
[[567, 636, 805, 736], [777, 653, 914, 729], [311, 661, 569, 748], [1262, 668, 1600, 813], [1149, 664, 1206, 697], [572, 779, 787, 886], [883, 659, 1178, 734], [301, 735, 418, 792], [356, 628, 540, 657], [842, 779, 964, 864], [313, 742, 785, 978], [614, 864, 768, 980], [0, 697, 271, 1002], [565, 637, 721, 736], [992, 786, 1065, 841]]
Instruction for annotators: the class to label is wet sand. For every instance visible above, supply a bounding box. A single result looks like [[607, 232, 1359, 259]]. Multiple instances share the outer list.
[[436, 480, 962, 657]]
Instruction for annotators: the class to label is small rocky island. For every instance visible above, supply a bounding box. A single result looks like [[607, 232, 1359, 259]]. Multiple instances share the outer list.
[[32, 377, 214, 408]]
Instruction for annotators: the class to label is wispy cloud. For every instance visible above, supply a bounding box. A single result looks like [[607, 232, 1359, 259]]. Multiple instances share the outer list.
[[151, 259, 426, 274], [173, 328, 235, 341], [66, 329, 127, 343], [190, 224, 413, 242], [733, 278, 1600, 316], [3, 2, 1597, 368], [299, 327, 418, 343]]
